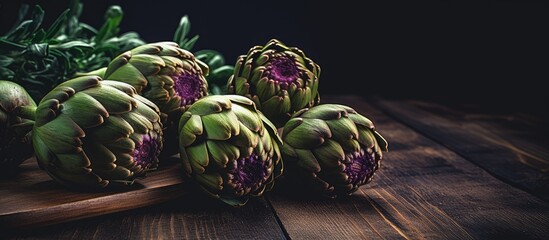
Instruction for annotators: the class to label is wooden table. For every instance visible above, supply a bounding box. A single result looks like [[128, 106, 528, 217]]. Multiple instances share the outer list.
[[2, 95, 549, 239]]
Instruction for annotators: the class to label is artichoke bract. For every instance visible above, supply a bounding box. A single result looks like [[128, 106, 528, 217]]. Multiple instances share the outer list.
[[32, 76, 163, 189], [0, 81, 36, 174], [104, 42, 209, 155], [281, 104, 388, 197], [228, 39, 320, 127], [178, 95, 282, 206]]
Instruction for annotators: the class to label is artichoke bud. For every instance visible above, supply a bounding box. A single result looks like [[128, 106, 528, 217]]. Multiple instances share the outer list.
[[104, 42, 209, 156], [32, 76, 164, 189], [0, 80, 36, 175], [178, 95, 283, 206], [281, 104, 388, 197], [228, 39, 320, 127]]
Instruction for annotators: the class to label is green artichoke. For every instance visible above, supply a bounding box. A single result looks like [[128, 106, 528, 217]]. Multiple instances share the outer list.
[[104, 42, 209, 117], [281, 104, 388, 197], [0, 81, 36, 175], [228, 39, 320, 127], [32, 76, 163, 189], [104, 42, 209, 155], [178, 95, 283, 206]]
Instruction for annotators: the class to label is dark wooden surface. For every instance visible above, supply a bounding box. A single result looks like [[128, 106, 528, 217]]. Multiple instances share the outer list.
[[2, 95, 549, 239], [373, 99, 549, 201], [0, 157, 187, 230]]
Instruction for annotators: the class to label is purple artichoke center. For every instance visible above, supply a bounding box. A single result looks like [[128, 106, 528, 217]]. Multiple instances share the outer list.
[[228, 153, 270, 193], [268, 56, 299, 83], [132, 134, 160, 169], [173, 72, 203, 106], [343, 149, 376, 187]]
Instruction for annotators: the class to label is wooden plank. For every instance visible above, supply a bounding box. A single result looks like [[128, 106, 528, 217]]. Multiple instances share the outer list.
[[268, 95, 549, 239], [0, 156, 187, 230], [4, 194, 286, 239], [373, 99, 549, 201]]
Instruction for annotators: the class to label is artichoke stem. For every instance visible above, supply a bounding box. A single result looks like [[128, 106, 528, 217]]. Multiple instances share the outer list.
[[15, 105, 37, 121]]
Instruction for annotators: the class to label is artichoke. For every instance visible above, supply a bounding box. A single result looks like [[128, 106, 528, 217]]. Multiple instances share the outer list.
[[171, 15, 234, 95], [281, 104, 388, 197], [0, 81, 36, 175], [104, 42, 209, 155], [228, 39, 320, 127], [178, 95, 282, 206], [32, 76, 163, 189]]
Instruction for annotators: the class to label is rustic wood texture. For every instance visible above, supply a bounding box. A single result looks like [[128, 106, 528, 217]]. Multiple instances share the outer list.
[[373, 99, 549, 202], [4, 194, 286, 239], [0, 156, 187, 230], [3, 95, 549, 239], [267, 95, 549, 240]]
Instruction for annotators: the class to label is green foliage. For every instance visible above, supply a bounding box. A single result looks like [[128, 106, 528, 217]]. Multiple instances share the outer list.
[[0, 1, 233, 101], [0, 0, 144, 102]]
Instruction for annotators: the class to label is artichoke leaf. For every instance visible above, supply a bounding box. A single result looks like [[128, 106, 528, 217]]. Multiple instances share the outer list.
[[283, 118, 330, 148], [186, 143, 209, 173]]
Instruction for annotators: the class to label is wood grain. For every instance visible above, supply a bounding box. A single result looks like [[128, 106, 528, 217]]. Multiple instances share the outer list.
[[0, 156, 187, 230], [4, 194, 286, 239], [267, 95, 549, 240], [3, 95, 549, 239], [373, 99, 549, 201]]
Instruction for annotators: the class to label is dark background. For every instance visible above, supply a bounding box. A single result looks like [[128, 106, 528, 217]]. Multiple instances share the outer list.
[[1, 0, 548, 120]]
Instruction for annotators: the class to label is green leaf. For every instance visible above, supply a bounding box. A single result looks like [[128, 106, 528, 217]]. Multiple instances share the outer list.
[[81, 86, 135, 114], [0, 39, 26, 53], [195, 50, 226, 69], [179, 114, 203, 147], [94, 5, 123, 44], [195, 50, 225, 66], [173, 15, 191, 46], [186, 143, 209, 173], [231, 103, 261, 132], [194, 49, 215, 59], [202, 111, 239, 140], [27, 5, 45, 36], [89, 115, 133, 142], [283, 118, 331, 149], [6, 20, 31, 41], [68, 0, 83, 19], [195, 172, 222, 194], [51, 41, 93, 57], [373, 130, 388, 152], [313, 139, 345, 168], [295, 149, 321, 173], [25, 43, 48, 59], [207, 140, 239, 168], [49, 48, 70, 70], [4, 4, 30, 37], [0, 55, 14, 67], [61, 92, 108, 128], [182, 35, 199, 51], [0, 67, 15, 78], [210, 85, 222, 95], [66, 0, 84, 37], [35, 115, 84, 154], [325, 117, 358, 142], [31, 29, 46, 43], [45, 9, 69, 40], [356, 128, 376, 149], [77, 23, 98, 35]]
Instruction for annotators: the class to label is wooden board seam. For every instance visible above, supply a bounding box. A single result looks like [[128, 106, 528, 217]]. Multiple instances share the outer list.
[[369, 98, 549, 203]]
